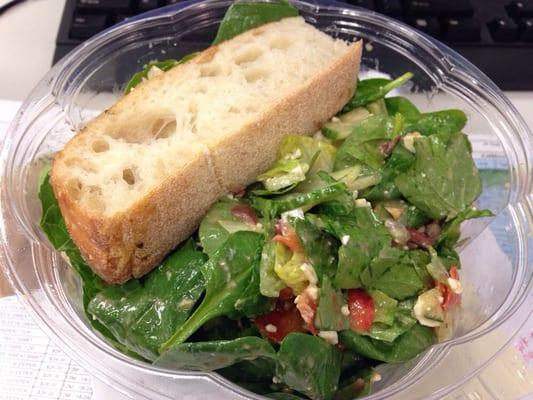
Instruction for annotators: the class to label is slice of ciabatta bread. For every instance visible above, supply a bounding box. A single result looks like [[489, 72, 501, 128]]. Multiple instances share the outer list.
[[51, 16, 363, 284]]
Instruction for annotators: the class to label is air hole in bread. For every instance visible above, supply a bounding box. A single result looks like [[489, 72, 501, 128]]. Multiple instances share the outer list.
[[199, 63, 222, 77], [195, 84, 208, 94], [135, 242, 144, 249], [79, 159, 97, 173], [228, 107, 241, 114], [234, 47, 262, 65], [244, 68, 270, 83], [151, 117, 176, 139], [91, 139, 109, 153], [66, 178, 82, 201], [122, 168, 136, 185], [270, 36, 291, 50]]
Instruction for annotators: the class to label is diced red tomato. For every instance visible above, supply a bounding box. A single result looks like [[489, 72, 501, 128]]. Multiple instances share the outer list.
[[438, 266, 461, 311], [255, 301, 305, 343], [232, 188, 246, 198], [231, 204, 259, 225], [347, 289, 375, 332], [273, 228, 303, 254], [295, 288, 319, 335], [278, 287, 294, 301], [407, 228, 434, 247]]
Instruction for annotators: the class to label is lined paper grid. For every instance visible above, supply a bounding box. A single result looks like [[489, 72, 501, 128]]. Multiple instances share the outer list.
[[0, 296, 92, 400]]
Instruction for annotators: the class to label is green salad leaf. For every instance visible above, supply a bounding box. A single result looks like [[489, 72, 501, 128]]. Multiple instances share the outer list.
[[437, 207, 493, 249], [87, 240, 206, 361], [199, 198, 262, 257], [276, 333, 343, 400], [259, 241, 286, 297], [213, 0, 299, 45], [161, 232, 266, 350], [155, 336, 275, 370], [395, 132, 482, 220], [315, 276, 349, 331], [385, 96, 421, 121], [324, 208, 391, 289], [342, 73, 413, 113], [334, 115, 400, 171], [339, 323, 435, 363], [404, 109, 467, 137]]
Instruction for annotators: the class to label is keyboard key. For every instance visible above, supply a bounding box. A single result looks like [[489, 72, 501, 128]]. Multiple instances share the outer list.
[[138, 0, 159, 11], [408, 17, 441, 38], [76, 0, 131, 12], [69, 14, 108, 39], [375, 0, 402, 16], [506, 1, 533, 19], [519, 18, 533, 40], [488, 17, 518, 41], [346, 0, 375, 10], [405, 0, 473, 17], [442, 17, 481, 42]]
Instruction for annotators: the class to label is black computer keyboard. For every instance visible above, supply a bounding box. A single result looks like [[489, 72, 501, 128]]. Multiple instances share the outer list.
[[55, 0, 533, 90]]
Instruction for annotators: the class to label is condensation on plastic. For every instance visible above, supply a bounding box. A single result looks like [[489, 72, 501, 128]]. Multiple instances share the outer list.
[[0, 0, 532, 399]]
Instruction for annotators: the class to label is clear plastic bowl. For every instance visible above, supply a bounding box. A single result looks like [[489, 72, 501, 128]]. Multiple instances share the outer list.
[[1, 0, 532, 399]]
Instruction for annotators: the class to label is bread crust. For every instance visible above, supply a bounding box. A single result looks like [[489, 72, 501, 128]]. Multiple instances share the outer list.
[[51, 20, 363, 284]]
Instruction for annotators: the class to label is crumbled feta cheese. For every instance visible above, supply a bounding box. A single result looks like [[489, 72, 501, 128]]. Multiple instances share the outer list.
[[265, 324, 278, 333], [354, 198, 370, 208], [178, 297, 194, 309], [402, 131, 422, 153], [318, 331, 338, 345], [372, 372, 382, 382], [306, 286, 319, 301], [341, 235, 350, 245], [300, 262, 318, 285], [332, 116, 341, 123], [351, 190, 359, 200], [282, 208, 305, 220], [341, 305, 350, 316], [447, 277, 463, 294]]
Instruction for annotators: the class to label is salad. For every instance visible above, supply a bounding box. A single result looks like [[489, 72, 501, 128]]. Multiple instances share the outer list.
[[38, 1, 492, 399]]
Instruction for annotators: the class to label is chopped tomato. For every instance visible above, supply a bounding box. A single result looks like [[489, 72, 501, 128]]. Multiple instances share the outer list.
[[438, 266, 461, 311], [232, 188, 246, 198], [407, 228, 434, 247], [347, 289, 375, 332], [273, 227, 303, 254], [231, 204, 259, 225], [255, 301, 305, 343], [278, 287, 294, 301], [295, 288, 319, 335]]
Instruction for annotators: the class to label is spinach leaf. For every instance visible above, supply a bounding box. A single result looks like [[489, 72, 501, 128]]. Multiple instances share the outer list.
[[87, 241, 206, 361], [385, 96, 420, 121], [339, 323, 435, 363], [268, 393, 306, 400], [276, 333, 343, 400], [436, 207, 493, 249], [359, 248, 425, 300], [294, 218, 339, 282], [124, 56, 198, 94], [363, 145, 415, 201], [213, 0, 299, 45], [395, 132, 482, 220], [161, 232, 266, 350], [315, 276, 349, 331], [220, 357, 277, 383], [39, 169, 142, 358], [334, 115, 398, 171], [404, 109, 467, 136], [251, 181, 347, 218], [155, 337, 275, 370], [199, 198, 262, 257], [342, 72, 413, 113], [335, 368, 374, 400], [324, 208, 391, 289]]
